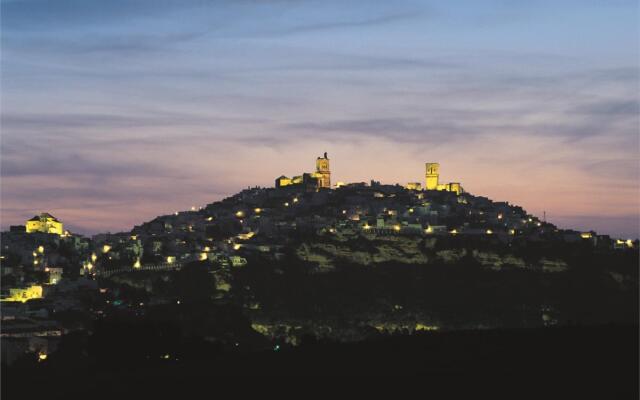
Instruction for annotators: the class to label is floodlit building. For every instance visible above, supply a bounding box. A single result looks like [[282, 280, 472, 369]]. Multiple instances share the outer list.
[[425, 163, 441, 191], [275, 175, 293, 187], [276, 153, 331, 190], [276, 173, 319, 189], [25, 213, 64, 235], [313, 152, 331, 189], [425, 163, 463, 195], [2, 285, 44, 303]]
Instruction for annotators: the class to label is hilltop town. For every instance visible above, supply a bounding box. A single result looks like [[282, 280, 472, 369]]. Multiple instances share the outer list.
[[1, 154, 638, 364]]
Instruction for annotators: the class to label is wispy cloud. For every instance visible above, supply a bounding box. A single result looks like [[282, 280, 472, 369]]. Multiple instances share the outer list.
[[1, 0, 638, 237], [252, 11, 420, 36], [571, 99, 639, 116], [0, 151, 176, 179]]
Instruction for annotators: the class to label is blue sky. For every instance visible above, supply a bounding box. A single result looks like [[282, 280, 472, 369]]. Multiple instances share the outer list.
[[1, 0, 638, 237]]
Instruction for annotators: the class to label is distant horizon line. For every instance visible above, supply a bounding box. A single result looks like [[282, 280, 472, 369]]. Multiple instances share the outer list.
[[4, 183, 638, 240]]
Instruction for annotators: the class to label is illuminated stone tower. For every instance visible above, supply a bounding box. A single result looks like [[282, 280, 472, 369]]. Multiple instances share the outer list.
[[315, 152, 331, 189], [425, 163, 440, 190]]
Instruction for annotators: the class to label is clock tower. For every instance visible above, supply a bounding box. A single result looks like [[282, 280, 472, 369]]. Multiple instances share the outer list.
[[315, 152, 331, 189], [425, 162, 440, 190]]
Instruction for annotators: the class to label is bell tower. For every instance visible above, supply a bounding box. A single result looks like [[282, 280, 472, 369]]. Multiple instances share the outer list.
[[316, 152, 331, 189], [425, 162, 439, 190]]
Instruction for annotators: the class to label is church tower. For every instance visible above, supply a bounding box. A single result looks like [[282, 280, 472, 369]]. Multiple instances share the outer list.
[[315, 152, 331, 189], [425, 162, 439, 190]]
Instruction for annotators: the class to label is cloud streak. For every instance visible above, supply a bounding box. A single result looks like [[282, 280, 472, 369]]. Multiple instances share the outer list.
[[1, 0, 638, 238]]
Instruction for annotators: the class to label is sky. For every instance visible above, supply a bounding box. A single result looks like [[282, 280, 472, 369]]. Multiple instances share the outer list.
[[1, 0, 639, 238]]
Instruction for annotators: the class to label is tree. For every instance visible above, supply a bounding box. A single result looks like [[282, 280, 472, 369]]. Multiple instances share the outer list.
[[173, 261, 216, 303]]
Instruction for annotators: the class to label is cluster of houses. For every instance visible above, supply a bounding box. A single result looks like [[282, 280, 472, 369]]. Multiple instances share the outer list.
[[1, 159, 637, 364]]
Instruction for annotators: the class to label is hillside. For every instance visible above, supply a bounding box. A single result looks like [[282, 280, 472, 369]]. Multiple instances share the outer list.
[[122, 183, 638, 341], [2, 182, 638, 347]]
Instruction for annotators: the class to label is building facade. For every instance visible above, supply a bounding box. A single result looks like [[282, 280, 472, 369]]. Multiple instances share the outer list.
[[425, 163, 440, 190], [425, 163, 463, 195], [25, 213, 64, 235], [275, 153, 331, 190], [313, 152, 331, 189]]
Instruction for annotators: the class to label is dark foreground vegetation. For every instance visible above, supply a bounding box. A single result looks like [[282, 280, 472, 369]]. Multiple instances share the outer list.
[[3, 324, 638, 397]]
